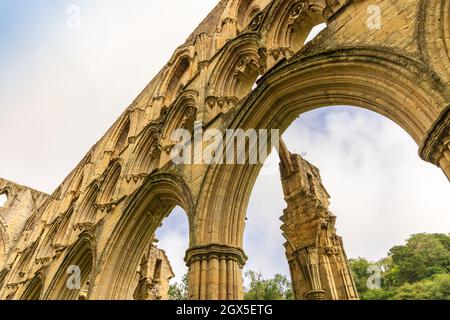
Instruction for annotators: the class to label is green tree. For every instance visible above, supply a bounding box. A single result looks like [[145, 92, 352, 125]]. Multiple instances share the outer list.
[[168, 273, 188, 300], [392, 274, 450, 300], [349, 258, 372, 295], [388, 233, 450, 285], [243, 271, 293, 300], [350, 233, 450, 300]]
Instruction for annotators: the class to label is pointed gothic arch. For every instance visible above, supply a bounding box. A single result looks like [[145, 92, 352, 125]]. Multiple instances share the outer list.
[[158, 49, 194, 106], [161, 90, 198, 145], [127, 124, 162, 177], [73, 182, 100, 228], [21, 274, 44, 300], [44, 233, 95, 300], [98, 162, 122, 205], [235, 0, 270, 32], [262, 0, 324, 63], [91, 172, 194, 300], [208, 34, 266, 108], [114, 118, 131, 155]]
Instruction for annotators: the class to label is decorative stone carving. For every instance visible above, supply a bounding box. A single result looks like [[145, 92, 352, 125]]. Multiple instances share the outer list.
[[124, 173, 149, 184], [72, 222, 94, 233], [162, 145, 175, 156], [307, 0, 350, 20], [248, 12, 265, 31], [94, 196, 125, 213], [205, 96, 239, 110], [420, 106, 450, 165]]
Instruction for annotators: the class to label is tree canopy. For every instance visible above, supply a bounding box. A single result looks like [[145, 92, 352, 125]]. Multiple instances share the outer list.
[[350, 233, 450, 300]]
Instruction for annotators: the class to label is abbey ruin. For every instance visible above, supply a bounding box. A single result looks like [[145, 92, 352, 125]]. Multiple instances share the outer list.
[[1, 0, 449, 300]]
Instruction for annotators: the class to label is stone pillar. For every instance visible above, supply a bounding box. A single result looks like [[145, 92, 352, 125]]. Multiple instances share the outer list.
[[278, 139, 359, 300], [185, 244, 247, 300], [438, 147, 450, 181]]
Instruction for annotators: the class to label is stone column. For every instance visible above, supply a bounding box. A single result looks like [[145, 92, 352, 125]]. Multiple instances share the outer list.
[[185, 244, 247, 300], [278, 139, 359, 300], [439, 147, 450, 181]]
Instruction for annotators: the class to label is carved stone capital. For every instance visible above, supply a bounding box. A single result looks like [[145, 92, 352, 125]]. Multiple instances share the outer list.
[[184, 244, 248, 267], [419, 106, 450, 165], [124, 173, 149, 184], [307, 0, 351, 21], [248, 12, 265, 31], [73, 222, 94, 233], [95, 196, 126, 213], [205, 96, 239, 110]]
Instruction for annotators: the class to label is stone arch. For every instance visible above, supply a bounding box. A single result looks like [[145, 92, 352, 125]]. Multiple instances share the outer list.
[[0, 192, 7, 207], [207, 34, 266, 107], [158, 49, 193, 106], [8, 239, 39, 288], [70, 172, 84, 196], [36, 208, 73, 263], [191, 47, 450, 298], [44, 233, 95, 300], [262, 0, 324, 64], [114, 117, 131, 155], [235, 0, 270, 32], [91, 172, 194, 300], [0, 187, 13, 207], [98, 161, 122, 205], [126, 124, 161, 178], [53, 207, 74, 248], [73, 182, 100, 228], [199, 48, 449, 244], [41, 186, 63, 225], [21, 274, 44, 300], [161, 90, 198, 145]]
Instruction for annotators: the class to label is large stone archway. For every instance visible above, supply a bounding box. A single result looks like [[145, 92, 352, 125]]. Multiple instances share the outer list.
[[1, 0, 449, 300]]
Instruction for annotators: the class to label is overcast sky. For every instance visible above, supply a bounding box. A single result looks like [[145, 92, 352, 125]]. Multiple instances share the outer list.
[[1, 1, 449, 285]]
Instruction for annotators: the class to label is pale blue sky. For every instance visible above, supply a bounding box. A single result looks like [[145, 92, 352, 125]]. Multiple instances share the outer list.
[[1, 1, 449, 286]]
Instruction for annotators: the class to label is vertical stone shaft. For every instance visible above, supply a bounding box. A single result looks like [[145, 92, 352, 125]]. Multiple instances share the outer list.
[[185, 244, 247, 300], [439, 149, 450, 181], [278, 139, 359, 300]]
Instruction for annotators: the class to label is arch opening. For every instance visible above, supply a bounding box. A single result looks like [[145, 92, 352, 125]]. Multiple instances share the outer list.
[[0, 193, 7, 207], [133, 206, 189, 300], [197, 47, 449, 298], [99, 163, 122, 204], [241, 106, 450, 299], [91, 173, 193, 300], [114, 118, 131, 155], [45, 235, 94, 300], [21, 276, 43, 300], [165, 57, 191, 105], [129, 125, 161, 176]]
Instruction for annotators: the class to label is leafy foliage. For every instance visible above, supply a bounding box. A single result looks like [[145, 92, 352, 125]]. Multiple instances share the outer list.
[[350, 233, 450, 300], [243, 271, 294, 300], [168, 273, 188, 300]]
